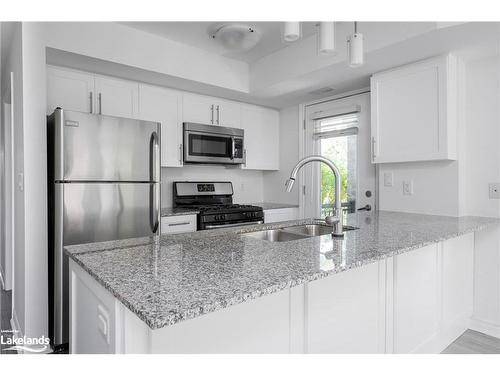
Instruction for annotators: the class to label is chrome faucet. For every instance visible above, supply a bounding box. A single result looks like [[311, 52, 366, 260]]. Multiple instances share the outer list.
[[285, 156, 344, 237]]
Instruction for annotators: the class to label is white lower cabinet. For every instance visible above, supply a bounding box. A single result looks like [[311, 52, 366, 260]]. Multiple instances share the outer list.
[[69, 233, 475, 353], [306, 261, 386, 353], [391, 244, 440, 353], [160, 214, 197, 234], [69, 260, 118, 354], [264, 208, 299, 223]]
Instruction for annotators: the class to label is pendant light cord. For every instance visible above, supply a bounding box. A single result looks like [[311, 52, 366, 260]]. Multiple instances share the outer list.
[[354, 21, 358, 34]]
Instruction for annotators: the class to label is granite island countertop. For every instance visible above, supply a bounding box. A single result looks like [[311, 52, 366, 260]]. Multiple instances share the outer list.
[[64, 211, 499, 330]]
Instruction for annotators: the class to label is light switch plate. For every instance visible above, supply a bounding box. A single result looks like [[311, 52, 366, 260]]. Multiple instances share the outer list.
[[383, 172, 394, 187], [489, 183, 500, 199], [403, 180, 413, 195]]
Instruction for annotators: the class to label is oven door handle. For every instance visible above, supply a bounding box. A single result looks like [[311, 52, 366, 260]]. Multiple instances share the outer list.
[[204, 220, 263, 230]]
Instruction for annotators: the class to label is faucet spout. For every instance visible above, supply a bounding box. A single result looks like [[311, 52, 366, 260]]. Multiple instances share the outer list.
[[285, 155, 344, 237]]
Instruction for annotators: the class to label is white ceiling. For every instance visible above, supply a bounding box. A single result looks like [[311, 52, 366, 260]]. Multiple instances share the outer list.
[[119, 21, 318, 63], [50, 22, 500, 109]]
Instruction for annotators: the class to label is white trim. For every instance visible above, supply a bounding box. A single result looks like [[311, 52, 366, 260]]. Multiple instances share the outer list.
[[298, 103, 305, 219], [468, 318, 500, 339], [302, 87, 371, 108]]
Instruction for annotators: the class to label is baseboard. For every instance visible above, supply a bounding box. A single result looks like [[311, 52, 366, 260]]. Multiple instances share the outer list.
[[469, 318, 500, 339], [412, 315, 469, 353]]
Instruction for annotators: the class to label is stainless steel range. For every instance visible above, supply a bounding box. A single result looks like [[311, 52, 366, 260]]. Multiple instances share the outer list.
[[173, 181, 263, 230]]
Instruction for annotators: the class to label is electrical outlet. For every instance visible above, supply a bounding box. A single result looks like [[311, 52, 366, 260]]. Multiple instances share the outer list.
[[383, 172, 394, 187], [403, 180, 413, 196], [240, 183, 245, 192], [489, 183, 500, 199]]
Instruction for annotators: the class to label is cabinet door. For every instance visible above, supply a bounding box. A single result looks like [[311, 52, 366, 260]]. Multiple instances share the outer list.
[[240, 105, 279, 170], [216, 99, 241, 127], [371, 55, 457, 163], [95, 76, 139, 119], [47, 66, 94, 114], [392, 244, 439, 353], [139, 85, 183, 167], [306, 261, 386, 353], [183, 93, 216, 125]]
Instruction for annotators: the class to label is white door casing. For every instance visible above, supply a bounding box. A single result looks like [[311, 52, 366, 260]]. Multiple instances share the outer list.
[[301, 91, 376, 219]]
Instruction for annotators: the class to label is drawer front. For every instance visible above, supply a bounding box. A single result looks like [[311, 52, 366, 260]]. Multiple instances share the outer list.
[[161, 215, 197, 234]]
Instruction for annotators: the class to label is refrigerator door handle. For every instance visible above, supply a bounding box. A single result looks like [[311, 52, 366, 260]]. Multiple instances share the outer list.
[[150, 131, 160, 182], [149, 131, 160, 234]]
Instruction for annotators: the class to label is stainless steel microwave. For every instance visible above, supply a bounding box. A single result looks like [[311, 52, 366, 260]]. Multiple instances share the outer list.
[[183, 122, 244, 165]]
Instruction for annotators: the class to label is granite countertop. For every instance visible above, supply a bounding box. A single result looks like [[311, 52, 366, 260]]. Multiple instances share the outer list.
[[161, 207, 200, 217], [65, 211, 499, 330], [250, 202, 300, 210]]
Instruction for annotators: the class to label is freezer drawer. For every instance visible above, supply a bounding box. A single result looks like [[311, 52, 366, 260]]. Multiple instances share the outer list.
[[48, 109, 160, 182]]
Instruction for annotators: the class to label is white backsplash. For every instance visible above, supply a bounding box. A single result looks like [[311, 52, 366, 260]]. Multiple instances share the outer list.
[[161, 165, 264, 207]]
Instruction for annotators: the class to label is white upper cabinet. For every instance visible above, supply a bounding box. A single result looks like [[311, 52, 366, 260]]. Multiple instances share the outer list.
[[240, 104, 279, 170], [94, 76, 139, 119], [47, 65, 94, 114], [216, 99, 241, 128], [370, 54, 458, 163], [183, 93, 241, 127], [138, 84, 183, 167], [183, 93, 217, 125], [47, 66, 280, 171]]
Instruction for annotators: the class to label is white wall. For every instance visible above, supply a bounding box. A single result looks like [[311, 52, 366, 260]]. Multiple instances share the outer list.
[[378, 161, 461, 216], [1, 22, 26, 334], [262, 105, 300, 206], [20, 22, 48, 339], [161, 166, 264, 207]]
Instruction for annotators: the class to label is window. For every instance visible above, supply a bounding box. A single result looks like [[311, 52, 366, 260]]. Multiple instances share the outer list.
[[314, 110, 359, 219]]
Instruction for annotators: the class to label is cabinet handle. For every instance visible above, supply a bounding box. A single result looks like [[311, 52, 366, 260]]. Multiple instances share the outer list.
[[89, 92, 93, 113], [216, 105, 220, 124], [98, 93, 102, 115], [179, 144, 183, 163], [371, 136, 377, 161], [210, 105, 214, 124], [168, 222, 191, 226]]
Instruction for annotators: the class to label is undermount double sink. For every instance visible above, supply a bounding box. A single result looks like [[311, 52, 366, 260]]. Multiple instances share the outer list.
[[243, 224, 358, 242]]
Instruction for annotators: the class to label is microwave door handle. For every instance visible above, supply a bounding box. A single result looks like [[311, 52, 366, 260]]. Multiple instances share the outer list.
[[231, 137, 235, 160]]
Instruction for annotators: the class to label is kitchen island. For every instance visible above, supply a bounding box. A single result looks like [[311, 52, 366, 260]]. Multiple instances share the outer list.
[[65, 211, 498, 354]]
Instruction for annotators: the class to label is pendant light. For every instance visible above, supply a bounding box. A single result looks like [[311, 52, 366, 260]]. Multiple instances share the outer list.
[[318, 22, 335, 55], [283, 22, 301, 42], [347, 22, 364, 67]]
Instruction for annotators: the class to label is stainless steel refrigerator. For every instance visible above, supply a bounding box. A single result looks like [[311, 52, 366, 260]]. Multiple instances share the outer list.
[[47, 108, 161, 349]]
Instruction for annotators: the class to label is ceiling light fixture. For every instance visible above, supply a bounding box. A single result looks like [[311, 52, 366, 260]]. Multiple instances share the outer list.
[[347, 22, 364, 67], [283, 22, 301, 42], [210, 24, 261, 51], [318, 22, 335, 55]]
